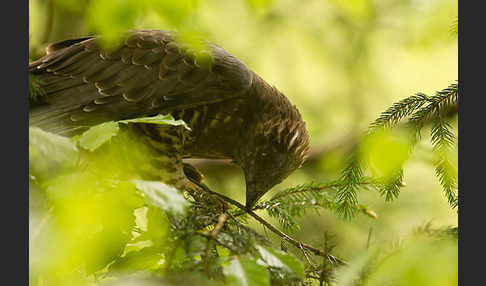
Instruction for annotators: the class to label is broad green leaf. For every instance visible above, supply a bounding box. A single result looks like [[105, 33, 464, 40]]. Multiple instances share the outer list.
[[77, 121, 119, 151], [44, 172, 99, 199], [146, 205, 169, 242], [118, 114, 191, 130], [256, 245, 305, 280], [29, 126, 78, 165], [85, 226, 132, 274], [224, 257, 269, 286], [107, 246, 162, 275], [131, 180, 188, 215]]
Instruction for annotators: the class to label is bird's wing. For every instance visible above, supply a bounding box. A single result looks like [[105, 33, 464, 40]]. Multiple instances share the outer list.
[[29, 29, 253, 135]]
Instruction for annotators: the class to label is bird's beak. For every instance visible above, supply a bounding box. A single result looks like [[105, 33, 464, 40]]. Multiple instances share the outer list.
[[245, 181, 269, 210]]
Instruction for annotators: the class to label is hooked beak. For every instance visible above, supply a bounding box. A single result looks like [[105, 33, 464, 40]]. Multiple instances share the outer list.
[[245, 181, 269, 210]]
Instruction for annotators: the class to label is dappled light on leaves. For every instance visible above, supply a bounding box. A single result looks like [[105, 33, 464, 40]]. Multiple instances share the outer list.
[[29, 121, 187, 284], [29, 0, 457, 284], [223, 257, 269, 286]]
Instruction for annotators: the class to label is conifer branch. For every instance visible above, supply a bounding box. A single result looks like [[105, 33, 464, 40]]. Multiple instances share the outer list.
[[189, 179, 348, 266], [247, 206, 348, 266], [368, 93, 430, 133], [258, 180, 379, 227], [334, 83, 458, 219], [407, 83, 458, 208], [429, 85, 458, 208], [377, 167, 405, 201], [203, 213, 226, 274], [334, 148, 366, 219], [431, 114, 458, 208]]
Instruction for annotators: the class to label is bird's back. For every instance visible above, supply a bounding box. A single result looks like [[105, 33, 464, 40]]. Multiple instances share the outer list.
[[29, 30, 253, 137], [29, 30, 310, 206]]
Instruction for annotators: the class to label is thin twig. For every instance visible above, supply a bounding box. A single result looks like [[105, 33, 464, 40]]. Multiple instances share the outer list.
[[366, 227, 373, 251], [203, 213, 226, 274], [248, 206, 347, 266], [299, 243, 317, 267], [191, 180, 348, 266], [256, 179, 379, 207]]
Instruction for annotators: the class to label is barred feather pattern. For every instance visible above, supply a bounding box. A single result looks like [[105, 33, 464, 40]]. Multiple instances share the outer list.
[[29, 30, 310, 207]]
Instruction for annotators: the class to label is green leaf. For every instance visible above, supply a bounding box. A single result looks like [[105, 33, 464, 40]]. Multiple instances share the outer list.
[[85, 226, 132, 274], [118, 114, 191, 130], [77, 121, 120, 151], [146, 205, 169, 242], [131, 180, 188, 215], [44, 172, 100, 199], [29, 126, 78, 165], [107, 246, 162, 275], [224, 257, 269, 286], [256, 246, 305, 280]]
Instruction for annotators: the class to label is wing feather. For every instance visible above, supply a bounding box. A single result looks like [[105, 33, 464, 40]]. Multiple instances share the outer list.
[[29, 29, 253, 135]]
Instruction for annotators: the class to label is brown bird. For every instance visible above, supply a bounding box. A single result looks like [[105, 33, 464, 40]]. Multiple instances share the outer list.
[[29, 29, 309, 208]]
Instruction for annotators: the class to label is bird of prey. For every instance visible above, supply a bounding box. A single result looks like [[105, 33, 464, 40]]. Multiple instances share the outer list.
[[29, 29, 309, 208]]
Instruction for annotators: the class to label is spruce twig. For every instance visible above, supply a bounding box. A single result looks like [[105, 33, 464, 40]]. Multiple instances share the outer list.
[[334, 83, 458, 219], [256, 180, 379, 231], [203, 213, 226, 274], [190, 179, 348, 266]]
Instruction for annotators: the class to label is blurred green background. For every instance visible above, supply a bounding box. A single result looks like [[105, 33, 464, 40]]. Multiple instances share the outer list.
[[29, 0, 457, 270]]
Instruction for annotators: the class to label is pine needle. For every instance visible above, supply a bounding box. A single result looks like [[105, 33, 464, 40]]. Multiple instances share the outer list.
[[334, 83, 458, 219]]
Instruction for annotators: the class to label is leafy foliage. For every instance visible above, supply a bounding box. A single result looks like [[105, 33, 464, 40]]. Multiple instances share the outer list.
[[118, 114, 191, 128], [224, 256, 269, 286], [29, 2, 457, 282], [76, 121, 119, 152], [29, 117, 308, 285], [334, 83, 458, 219], [29, 81, 458, 283], [75, 114, 190, 152]]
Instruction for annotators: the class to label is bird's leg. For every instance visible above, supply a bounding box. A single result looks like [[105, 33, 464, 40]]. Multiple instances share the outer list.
[[183, 163, 230, 213], [182, 163, 204, 184], [123, 123, 228, 212]]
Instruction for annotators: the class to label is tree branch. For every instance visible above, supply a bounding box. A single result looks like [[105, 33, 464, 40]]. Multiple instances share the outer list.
[[203, 213, 226, 274], [188, 178, 348, 266]]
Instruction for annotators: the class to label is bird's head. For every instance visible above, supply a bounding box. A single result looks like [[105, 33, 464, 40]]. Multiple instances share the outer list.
[[240, 85, 309, 209], [242, 140, 308, 209]]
